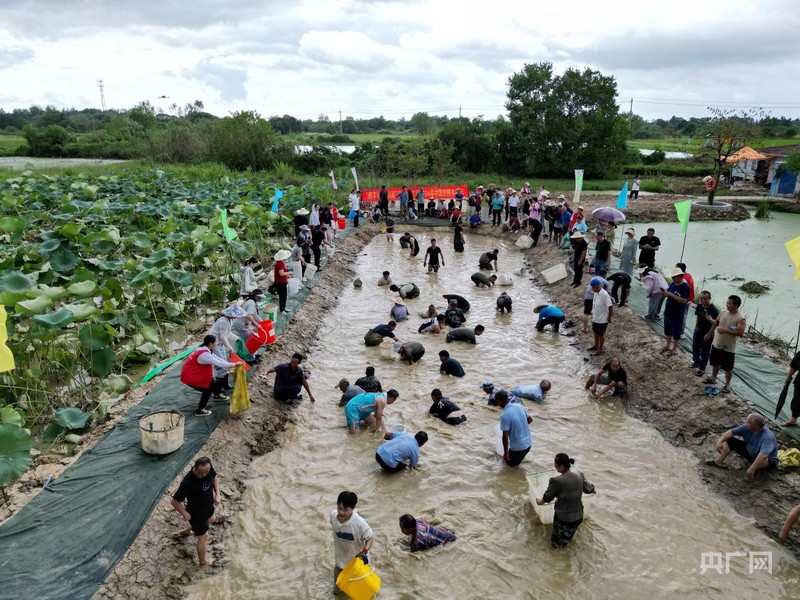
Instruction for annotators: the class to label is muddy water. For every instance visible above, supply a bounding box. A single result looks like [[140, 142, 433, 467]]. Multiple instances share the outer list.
[[190, 229, 798, 599], [630, 212, 800, 337]]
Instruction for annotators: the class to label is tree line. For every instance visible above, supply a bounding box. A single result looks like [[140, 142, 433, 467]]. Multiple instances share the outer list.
[[2, 62, 794, 179]]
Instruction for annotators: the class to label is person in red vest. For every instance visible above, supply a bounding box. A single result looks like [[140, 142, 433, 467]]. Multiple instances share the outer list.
[[181, 335, 237, 417]]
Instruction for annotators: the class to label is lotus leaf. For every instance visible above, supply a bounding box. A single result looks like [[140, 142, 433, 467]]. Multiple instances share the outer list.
[[129, 232, 152, 249], [0, 406, 25, 427], [0, 272, 35, 293], [16, 295, 53, 315], [142, 247, 175, 269], [128, 267, 159, 287], [78, 324, 111, 351], [90, 239, 117, 254], [61, 303, 99, 322], [163, 269, 194, 288], [0, 424, 32, 487], [49, 249, 79, 273], [36, 285, 67, 300], [140, 326, 160, 344], [54, 407, 92, 430], [190, 225, 210, 239], [32, 308, 75, 328], [56, 223, 84, 238], [0, 291, 27, 307], [136, 342, 159, 355], [107, 374, 131, 394], [163, 299, 183, 317], [0, 216, 25, 236], [68, 280, 97, 297], [88, 348, 116, 377]]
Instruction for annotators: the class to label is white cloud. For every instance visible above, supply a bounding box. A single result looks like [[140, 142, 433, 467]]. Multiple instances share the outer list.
[[0, 0, 798, 120]]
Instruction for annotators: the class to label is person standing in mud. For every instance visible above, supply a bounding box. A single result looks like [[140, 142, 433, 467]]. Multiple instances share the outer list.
[[705, 294, 745, 395], [536, 453, 595, 548], [779, 350, 800, 427], [423, 238, 445, 273], [401, 232, 420, 257], [379, 185, 389, 217], [171, 456, 220, 566]]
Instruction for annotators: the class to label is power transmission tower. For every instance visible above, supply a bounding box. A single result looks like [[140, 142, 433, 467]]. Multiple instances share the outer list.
[[97, 79, 106, 111]]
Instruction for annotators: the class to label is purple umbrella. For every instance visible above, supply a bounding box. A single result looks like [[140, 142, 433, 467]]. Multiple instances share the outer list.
[[591, 207, 626, 223]]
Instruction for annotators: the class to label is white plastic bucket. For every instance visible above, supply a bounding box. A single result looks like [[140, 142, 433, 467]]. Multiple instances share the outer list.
[[288, 278, 300, 295], [495, 424, 504, 456], [140, 410, 185, 455], [304, 263, 318, 280], [379, 339, 396, 360], [526, 470, 591, 524]]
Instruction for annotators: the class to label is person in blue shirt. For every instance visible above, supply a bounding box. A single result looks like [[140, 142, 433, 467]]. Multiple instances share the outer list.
[[534, 303, 565, 332], [706, 412, 778, 480], [375, 431, 428, 473], [660, 268, 690, 355], [495, 390, 532, 467]]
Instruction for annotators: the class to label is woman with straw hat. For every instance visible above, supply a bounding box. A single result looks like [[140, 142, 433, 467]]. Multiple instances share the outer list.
[[273, 249, 292, 313]]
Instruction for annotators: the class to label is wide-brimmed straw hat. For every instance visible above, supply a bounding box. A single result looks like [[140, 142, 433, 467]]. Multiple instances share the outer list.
[[625, 228, 635, 236], [296, 208, 309, 216], [533, 304, 549, 314], [274, 249, 291, 261], [670, 267, 685, 278], [393, 298, 405, 305], [571, 231, 585, 239]]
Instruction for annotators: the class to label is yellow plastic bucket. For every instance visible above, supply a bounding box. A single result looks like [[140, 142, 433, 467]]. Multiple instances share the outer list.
[[336, 556, 381, 600]]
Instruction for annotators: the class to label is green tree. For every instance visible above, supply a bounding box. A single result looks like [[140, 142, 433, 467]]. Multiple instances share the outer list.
[[436, 119, 496, 173], [128, 101, 158, 130], [210, 111, 286, 171], [505, 62, 628, 177], [410, 112, 436, 135], [22, 124, 74, 157], [699, 107, 764, 204]]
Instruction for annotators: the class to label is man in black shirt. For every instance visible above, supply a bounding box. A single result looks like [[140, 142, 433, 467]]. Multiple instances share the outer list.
[[423, 239, 445, 273], [429, 388, 467, 425], [438, 350, 465, 377], [571, 231, 588, 286], [692, 290, 719, 376], [607, 271, 632, 308], [594, 231, 612, 275], [263, 352, 316, 404], [355, 366, 383, 393], [311, 225, 333, 269], [171, 457, 220, 566], [441, 294, 470, 312], [586, 358, 628, 399], [401, 232, 420, 257], [444, 299, 466, 328], [479, 249, 499, 271], [379, 185, 389, 216], [638, 228, 661, 269]]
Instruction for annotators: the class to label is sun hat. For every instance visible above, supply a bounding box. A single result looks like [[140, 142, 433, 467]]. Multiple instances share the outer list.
[[533, 304, 549, 314], [571, 231, 585, 239], [590, 277, 603, 287], [481, 381, 494, 390], [625, 228, 635, 236], [300, 225, 311, 231], [670, 267, 685, 278], [222, 305, 247, 318], [558, 194, 566, 200], [274, 249, 291, 261], [296, 208, 309, 216], [541, 190, 550, 197], [393, 298, 405, 305], [336, 379, 349, 388]]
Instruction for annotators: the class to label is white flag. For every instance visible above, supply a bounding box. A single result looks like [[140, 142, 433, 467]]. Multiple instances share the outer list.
[[574, 169, 584, 204], [350, 167, 359, 191], [329, 170, 338, 190]]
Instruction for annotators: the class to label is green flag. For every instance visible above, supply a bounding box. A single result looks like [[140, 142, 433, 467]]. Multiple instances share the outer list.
[[674, 200, 691, 234], [219, 209, 238, 242]]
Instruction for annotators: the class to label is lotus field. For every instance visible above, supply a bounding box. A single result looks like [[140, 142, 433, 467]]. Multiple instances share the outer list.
[[0, 168, 330, 483]]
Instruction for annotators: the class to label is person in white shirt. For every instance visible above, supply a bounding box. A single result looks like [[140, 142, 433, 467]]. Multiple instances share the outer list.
[[348, 189, 360, 228], [330, 491, 373, 591], [630, 176, 640, 199], [589, 277, 613, 355]]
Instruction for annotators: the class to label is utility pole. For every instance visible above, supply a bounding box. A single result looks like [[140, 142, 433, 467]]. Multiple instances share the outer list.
[[628, 98, 633, 130], [339, 109, 342, 134], [97, 78, 106, 111], [459, 106, 462, 119]]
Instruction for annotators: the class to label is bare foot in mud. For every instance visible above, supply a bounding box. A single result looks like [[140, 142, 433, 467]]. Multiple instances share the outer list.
[[179, 527, 192, 537], [201, 558, 214, 567]]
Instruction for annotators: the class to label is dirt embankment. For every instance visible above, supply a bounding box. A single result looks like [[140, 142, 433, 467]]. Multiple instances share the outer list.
[[92, 227, 374, 600], [520, 234, 800, 557], [574, 193, 751, 221]]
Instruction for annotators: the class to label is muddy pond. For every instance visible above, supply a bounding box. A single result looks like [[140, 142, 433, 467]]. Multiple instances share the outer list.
[[622, 211, 800, 342], [189, 230, 798, 599]]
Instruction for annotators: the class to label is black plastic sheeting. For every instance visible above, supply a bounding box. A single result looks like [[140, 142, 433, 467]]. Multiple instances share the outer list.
[[0, 233, 349, 600], [607, 258, 799, 444]]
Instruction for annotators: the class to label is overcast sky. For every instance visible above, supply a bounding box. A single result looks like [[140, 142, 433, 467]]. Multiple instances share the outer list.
[[2, 0, 799, 122]]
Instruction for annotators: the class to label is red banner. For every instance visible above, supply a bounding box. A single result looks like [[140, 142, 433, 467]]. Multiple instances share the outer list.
[[361, 184, 470, 203]]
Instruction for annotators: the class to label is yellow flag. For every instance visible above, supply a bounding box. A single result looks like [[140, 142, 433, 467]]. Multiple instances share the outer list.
[[0, 305, 15, 372], [786, 236, 800, 280]]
